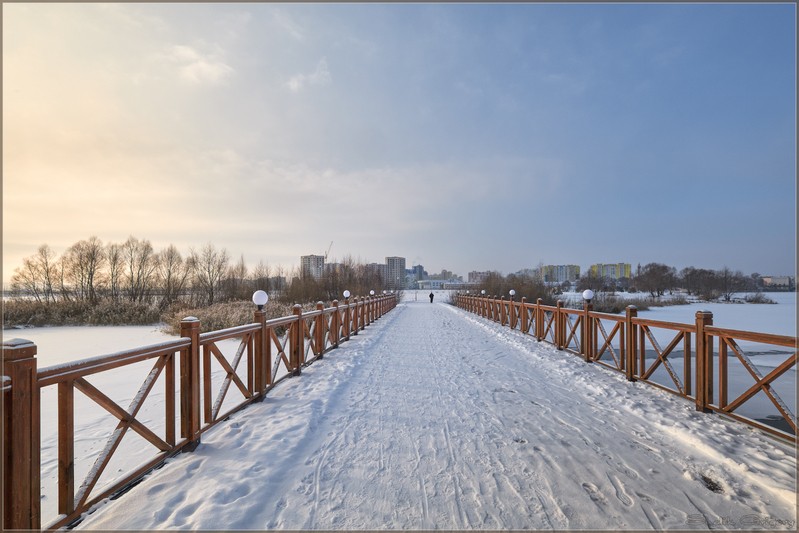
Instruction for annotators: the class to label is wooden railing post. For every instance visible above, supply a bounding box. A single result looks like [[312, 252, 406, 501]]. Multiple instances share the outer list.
[[556, 300, 564, 349], [695, 311, 713, 412], [2, 338, 41, 530], [343, 298, 351, 340], [500, 296, 507, 325], [520, 297, 528, 333], [331, 300, 340, 348], [536, 298, 543, 340], [354, 298, 361, 334], [625, 306, 637, 381], [360, 297, 367, 331], [179, 318, 201, 450], [583, 301, 593, 362], [315, 302, 326, 358], [253, 308, 267, 398], [292, 305, 303, 376], [509, 298, 516, 329], [352, 298, 359, 335]]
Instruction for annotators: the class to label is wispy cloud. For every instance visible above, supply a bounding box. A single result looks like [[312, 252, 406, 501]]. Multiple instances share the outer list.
[[166, 44, 234, 85], [285, 57, 331, 92], [272, 9, 305, 42]]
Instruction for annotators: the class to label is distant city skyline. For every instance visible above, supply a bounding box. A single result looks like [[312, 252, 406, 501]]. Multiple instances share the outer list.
[[4, 3, 795, 284]]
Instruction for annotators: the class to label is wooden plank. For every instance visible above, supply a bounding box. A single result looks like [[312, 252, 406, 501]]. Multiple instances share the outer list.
[[704, 326, 795, 347], [57, 381, 75, 516], [166, 353, 175, 446], [38, 340, 190, 387], [73, 377, 169, 451]]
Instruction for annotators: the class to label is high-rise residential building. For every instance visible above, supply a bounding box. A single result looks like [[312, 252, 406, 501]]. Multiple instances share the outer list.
[[300, 255, 325, 279], [385, 256, 406, 289], [590, 263, 632, 280], [542, 265, 581, 283], [365, 263, 388, 283]]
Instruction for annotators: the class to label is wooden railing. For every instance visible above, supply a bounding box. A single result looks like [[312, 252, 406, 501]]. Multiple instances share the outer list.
[[457, 294, 797, 442], [2, 294, 396, 530]]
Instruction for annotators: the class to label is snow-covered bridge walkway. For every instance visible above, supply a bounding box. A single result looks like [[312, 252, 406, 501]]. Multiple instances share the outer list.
[[77, 299, 796, 530]]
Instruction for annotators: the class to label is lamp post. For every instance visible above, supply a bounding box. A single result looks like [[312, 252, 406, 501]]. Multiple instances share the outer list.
[[509, 289, 516, 301], [252, 290, 269, 394], [343, 290, 351, 339], [252, 290, 269, 310], [582, 289, 595, 363]]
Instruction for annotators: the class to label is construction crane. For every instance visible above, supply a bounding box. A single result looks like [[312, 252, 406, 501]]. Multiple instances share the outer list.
[[324, 241, 333, 260]]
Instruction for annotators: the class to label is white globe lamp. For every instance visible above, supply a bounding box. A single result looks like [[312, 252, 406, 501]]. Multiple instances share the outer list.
[[252, 290, 269, 310]]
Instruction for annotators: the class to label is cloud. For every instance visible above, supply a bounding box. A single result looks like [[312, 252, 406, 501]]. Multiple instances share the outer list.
[[165, 44, 234, 85], [272, 9, 306, 42], [285, 57, 331, 92]]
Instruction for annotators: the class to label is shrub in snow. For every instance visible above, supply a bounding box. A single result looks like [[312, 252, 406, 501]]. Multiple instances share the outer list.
[[744, 292, 777, 304], [160, 300, 320, 335]]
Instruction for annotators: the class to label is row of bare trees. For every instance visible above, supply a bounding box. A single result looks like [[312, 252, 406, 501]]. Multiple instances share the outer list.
[[9, 237, 405, 317], [473, 271, 556, 305], [283, 257, 398, 304], [9, 237, 291, 311], [574, 262, 775, 301]]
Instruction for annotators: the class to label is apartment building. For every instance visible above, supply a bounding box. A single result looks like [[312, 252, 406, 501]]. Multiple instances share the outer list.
[[300, 255, 325, 280], [589, 263, 632, 280], [385, 256, 406, 290]]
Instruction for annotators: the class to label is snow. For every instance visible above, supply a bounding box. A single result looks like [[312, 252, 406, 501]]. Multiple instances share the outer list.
[[68, 298, 796, 530]]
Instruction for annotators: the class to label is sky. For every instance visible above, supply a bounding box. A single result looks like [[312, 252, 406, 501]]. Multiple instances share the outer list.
[[3, 2, 796, 283]]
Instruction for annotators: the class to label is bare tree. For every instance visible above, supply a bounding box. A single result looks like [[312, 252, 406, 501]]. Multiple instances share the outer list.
[[717, 267, 746, 302], [11, 256, 44, 302], [55, 255, 73, 302], [190, 243, 229, 306], [106, 242, 124, 302], [576, 271, 608, 293], [222, 254, 250, 301], [11, 244, 62, 303], [123, 236, 158, 303], [251, 260, 271, 293], [635, 263, 677, 298], [63, 236, 106, 303], [156, 244, 191, 311]]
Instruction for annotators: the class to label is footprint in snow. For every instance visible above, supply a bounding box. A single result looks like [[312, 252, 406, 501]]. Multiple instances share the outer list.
[[581, 482, 607, 506]]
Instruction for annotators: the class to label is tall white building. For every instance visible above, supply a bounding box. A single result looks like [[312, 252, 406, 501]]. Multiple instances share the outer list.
[[300, 255, 325, 279], [385, 256, 406, 290], [542, 265, 581, 283]]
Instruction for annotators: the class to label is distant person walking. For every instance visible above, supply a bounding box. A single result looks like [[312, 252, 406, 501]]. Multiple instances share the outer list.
[[429, 292, 434, 303]]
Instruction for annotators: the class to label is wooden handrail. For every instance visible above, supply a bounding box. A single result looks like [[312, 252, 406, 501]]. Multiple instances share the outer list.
[[2, 294, 397, 530], [455, 294, 796, 443]]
